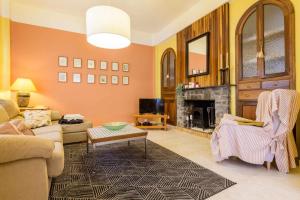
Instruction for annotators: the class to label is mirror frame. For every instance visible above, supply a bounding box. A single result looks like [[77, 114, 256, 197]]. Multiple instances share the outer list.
[[186, 32, 210, 78]]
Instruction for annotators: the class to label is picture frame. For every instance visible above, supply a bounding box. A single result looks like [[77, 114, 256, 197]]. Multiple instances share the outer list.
[[87, 59, 95, 69], [58, 72, 67, 82], [122, 76, 129, 85], [87, 74, 95, 84], [72, 73, 81, 83], [58, 56, 68, 67], [99, 75, 107, 84], [122, 63, 129, 72], [73, 58, 82, 68], [100, 61, 108, 70], [112, 62, 119, 71], [111, 75, 118, 84]]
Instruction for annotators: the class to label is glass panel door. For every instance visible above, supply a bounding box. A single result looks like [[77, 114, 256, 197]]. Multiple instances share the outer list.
[[169, 51, 175, 88], [264, 5, 285, 75], [242, 11, 258, 78], [162, 54, 168, 88]]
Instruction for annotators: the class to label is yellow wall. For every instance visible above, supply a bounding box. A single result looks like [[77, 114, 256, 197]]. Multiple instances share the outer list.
[[0, 16, 10, 92], [229, 0, 300, 114], [154, 35, 177, 97]]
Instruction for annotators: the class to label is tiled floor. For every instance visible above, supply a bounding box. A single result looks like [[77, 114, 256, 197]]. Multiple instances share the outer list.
[[147, 127, 300, 200]]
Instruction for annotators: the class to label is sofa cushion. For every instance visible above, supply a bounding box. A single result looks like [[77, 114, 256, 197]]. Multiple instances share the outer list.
[[0, 121, 23, 135], [0, 99, 19, 119], [0, 105, 9, 123], [59, 120, 93, 134], [51, 110, 62, 121], [35, 131, 62, 142], [33, 124, 62, 135], [46, 142, 64, 177]]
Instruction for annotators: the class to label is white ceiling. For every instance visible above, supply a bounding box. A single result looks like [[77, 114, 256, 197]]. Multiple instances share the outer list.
[[9, 0, 229, 45]]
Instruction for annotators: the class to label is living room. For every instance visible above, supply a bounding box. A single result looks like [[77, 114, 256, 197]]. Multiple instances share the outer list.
[[1, 0, 300, 199]]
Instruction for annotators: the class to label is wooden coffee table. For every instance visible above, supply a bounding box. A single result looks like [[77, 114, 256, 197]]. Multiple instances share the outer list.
[[87, 125, 148, 158]]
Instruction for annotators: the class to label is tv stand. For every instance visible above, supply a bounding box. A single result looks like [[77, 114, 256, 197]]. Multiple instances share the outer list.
[[134, 114, 168, 131]]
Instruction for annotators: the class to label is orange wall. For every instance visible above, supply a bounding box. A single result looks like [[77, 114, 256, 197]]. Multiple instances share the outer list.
[[188, 52, 206, 74], [10, 22, 155, 126]]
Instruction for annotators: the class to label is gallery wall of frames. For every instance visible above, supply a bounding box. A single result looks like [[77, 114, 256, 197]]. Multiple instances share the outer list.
[[57, 56, 130, 85]]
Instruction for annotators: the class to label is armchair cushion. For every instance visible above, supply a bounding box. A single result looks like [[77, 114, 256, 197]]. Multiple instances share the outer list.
[[0, 105, 9, 123], [0, 99, 19, 119]]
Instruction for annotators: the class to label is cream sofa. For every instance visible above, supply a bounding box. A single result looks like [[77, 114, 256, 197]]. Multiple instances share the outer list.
[[0, 99, 92, 200]]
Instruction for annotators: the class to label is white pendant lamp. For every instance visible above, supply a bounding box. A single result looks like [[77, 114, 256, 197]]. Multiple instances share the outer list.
[[86, 6, 131, 49]]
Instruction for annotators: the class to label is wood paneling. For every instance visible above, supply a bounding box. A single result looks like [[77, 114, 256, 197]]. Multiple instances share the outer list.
[[176, 3, 229, 86]]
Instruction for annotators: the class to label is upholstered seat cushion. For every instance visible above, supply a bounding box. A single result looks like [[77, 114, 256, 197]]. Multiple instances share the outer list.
[[33, 124, 62, 135], [52, 120, 92, 134], [35, 131, 62, 142], [46, 142, 64, 177]]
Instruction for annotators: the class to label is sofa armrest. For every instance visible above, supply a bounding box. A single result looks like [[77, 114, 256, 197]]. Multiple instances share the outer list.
[[51, 110, 62, 121], [0, 135, 55, 164]]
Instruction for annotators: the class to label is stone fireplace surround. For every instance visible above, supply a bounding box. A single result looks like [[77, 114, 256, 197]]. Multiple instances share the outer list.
[[177, 85, 230, 129]]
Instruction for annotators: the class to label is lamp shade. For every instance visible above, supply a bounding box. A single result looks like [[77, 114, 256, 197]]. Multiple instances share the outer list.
[[11, 78, 37, 92], [86, 6, 131, 49]]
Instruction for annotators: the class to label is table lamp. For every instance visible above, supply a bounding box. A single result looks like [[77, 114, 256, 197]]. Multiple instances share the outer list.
[[11, 78, 37, 107]]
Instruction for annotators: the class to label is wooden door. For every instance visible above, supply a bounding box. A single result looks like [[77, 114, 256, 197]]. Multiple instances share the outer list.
[[161, 48, 177, 125]]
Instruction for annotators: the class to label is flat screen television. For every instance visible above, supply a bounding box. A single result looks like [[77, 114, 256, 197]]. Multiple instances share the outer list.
[[139, 98, 164, 114]]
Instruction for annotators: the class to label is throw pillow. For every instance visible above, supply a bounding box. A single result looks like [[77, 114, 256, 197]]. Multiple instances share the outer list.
[[0, 121, 23, 135], [23, 110, 52, 129], [10, 119, 35, 136]]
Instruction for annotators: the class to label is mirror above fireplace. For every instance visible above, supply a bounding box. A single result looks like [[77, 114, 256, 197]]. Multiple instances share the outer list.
[[186, 32, 210, 78]]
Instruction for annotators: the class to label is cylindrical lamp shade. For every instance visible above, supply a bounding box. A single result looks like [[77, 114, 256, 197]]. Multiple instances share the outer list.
[[86, 6, 131, 49]]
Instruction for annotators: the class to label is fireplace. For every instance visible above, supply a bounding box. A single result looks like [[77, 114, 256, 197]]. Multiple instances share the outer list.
[[177, 85, 230, 131], [184, 100, 215, 129]]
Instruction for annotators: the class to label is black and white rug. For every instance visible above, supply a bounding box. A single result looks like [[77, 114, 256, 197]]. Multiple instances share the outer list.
[[49, 140, 235, 200]]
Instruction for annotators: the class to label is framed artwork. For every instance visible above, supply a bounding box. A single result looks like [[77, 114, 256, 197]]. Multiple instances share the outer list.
[[112, 62, 119, 71], [122, 63, 129, 72], [87, 74, 95, 84], [87, 59, 95, 69], [111, 75, 118, 84], [72, 73, 81, 83], [58, 56, 68, 67], [58, 72, 67, 82], [73, 58, 82, 68], [100, 61, 108, 70], [122, 76, 129, 85], [99, 75, 107, 84]]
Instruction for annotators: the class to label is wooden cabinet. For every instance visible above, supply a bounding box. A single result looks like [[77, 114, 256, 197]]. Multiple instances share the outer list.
[[236, 0, 295, 119], [161, 48, 177, 125]]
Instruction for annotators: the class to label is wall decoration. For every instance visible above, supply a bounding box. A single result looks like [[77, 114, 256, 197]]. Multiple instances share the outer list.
[[87, 59, 95, 69], [112, 62, 119, 71], [122, 76, 129, 85], [100, 61, 108, 70], [122, 63, 129, 72], [58, 56, 68, 67], [99, 75, 107, 84], [87, 74, 95, 84], [58, 72, 67, 82], [73, 58, 82, 68], [73, 73, 81, 83], [111, 75, 118, 84]]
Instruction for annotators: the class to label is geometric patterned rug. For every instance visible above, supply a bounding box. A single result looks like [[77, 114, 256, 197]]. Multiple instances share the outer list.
[[49, 140, 235, 200]]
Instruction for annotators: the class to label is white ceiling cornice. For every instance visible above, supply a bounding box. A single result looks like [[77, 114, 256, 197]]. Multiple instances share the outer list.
[[9, 0, 229, 46]]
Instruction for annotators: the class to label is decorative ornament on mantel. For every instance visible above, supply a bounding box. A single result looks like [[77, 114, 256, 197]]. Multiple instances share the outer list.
[[86, 6, 131, 49]]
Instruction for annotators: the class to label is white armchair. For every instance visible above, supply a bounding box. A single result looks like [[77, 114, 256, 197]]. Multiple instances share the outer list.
[[211, 89, 299, 173]]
